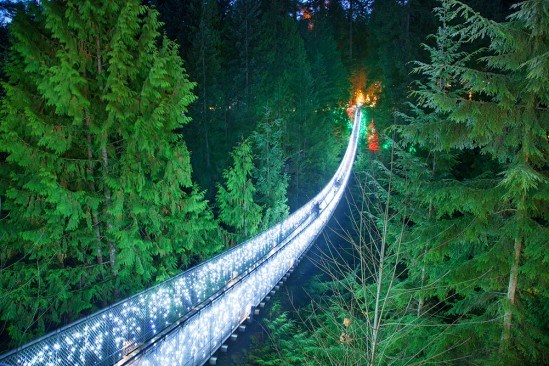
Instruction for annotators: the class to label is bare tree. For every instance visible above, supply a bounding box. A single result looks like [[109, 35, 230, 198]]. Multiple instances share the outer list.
[[276, 136, 497, 366]]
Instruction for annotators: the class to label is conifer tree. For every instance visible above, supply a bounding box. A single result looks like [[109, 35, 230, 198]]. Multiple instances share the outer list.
[[248, 302, 312, 365], [301, 15, 348, 110], [397, 0, 472, 321], [153, 0, 230, 193], [217, 139, 263, 244], [252, 110, 289, 228], [0, 0, 218, 346], [254, 2, 346, 206], [223, 0, 263, 152], [394, 0, 548, 363], [229, 0, 262, 112], [186, 0, 225, 189], [299, 14, 347, 197]]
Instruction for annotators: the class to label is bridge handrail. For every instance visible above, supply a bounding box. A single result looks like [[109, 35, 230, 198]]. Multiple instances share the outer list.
[[0, 108, 362, 366], [130, 108, 361, 365]]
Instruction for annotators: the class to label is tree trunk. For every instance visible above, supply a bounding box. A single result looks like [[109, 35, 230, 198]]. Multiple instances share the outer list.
[[97, 35, 116, 278], [96, 36, 102, 78], [85, 116, 104, 268], [101, 143, 117, 277], [201, 17, 211, 169], [501, 237, 522, 347], [371, 126, 395, 364], [418, 154, 436, 316], [349, 0, 353, 62]]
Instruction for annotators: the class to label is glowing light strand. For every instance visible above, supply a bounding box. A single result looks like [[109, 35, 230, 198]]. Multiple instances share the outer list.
[[0, 109, 361, 366]]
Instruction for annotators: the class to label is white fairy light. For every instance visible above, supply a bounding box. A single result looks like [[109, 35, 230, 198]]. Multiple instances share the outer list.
[[0, 109, 361, 366]]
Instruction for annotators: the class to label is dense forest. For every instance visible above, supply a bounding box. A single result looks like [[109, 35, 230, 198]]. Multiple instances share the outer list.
[[0, 0, 547, 365]]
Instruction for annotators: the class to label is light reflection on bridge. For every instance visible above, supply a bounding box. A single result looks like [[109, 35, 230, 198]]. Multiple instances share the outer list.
[[0, 108, 362, 366]]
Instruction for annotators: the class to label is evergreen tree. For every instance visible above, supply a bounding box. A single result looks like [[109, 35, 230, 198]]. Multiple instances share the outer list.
[[223, 0, 263, 165], [0, 1, 15, 84], [252, 110, 289, 228], [228, 0, 262, 113], [248, 302, 313, 365], [217, 139, 262, 244], [300, 14, 348, 194], [185, 0, 225, 190], [398, 0, 474, 322], [365, 0, 437, 128], [393, 0, 548, 363], [154, 0, 228, 193], [253, 2, 344, 207], [155, 0, 350, 208], [301, 15, 347, 110], [0, 0, 218, 347]]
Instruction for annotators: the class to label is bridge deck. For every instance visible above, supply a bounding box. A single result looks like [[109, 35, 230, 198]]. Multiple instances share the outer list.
[[0, 109, 362, 366]]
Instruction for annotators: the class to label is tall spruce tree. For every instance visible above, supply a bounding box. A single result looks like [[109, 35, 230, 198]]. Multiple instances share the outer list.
[[217, 139, 262, 244], [394, 0, 548, 363], [229, 0, 261, 113], [0, 0, 218, 347], [299, 14, 347, 197], [223, 0, 263, 155], [398, 0, 473, 322], [252, 110, 289, 228], [153, 0, 230, 194], [254, 2, 342, 207], [185, 0, 225, 190]]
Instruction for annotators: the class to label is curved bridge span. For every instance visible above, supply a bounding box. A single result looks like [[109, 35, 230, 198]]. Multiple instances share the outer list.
[[0, 108, 362, 366]]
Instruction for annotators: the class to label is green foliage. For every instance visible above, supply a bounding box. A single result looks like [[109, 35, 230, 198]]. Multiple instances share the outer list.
[[278, 1, 548, 365], [387, 0, 549, 363], [249, 303, 314, 366], [185, 0, 225, 190], [0, 0, 218, 347], [252, 110, 289, 228], [216, 138, 262, 244], [366, 0, 438, 112], [153, 0, 350, 209]]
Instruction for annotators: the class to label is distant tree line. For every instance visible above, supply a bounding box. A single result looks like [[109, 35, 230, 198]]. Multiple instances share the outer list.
[[151, 0, 352, 207]]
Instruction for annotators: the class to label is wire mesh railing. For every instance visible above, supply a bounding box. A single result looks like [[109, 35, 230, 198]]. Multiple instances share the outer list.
[[0, 109, 361, 366]]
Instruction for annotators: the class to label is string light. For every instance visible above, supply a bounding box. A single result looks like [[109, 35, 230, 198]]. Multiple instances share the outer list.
[[0, 109, 361, 366], [134, 108, 360, 366]]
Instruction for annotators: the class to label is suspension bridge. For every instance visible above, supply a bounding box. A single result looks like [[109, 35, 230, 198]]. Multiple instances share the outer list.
[[0, 108, 362, 366]]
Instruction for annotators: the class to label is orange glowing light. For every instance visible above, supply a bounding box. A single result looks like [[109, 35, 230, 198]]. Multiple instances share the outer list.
[[367, 119, 380, 152], [299, 6, 314, 30], [346, 106, 356, 122], [356, 90, 365, 106]]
